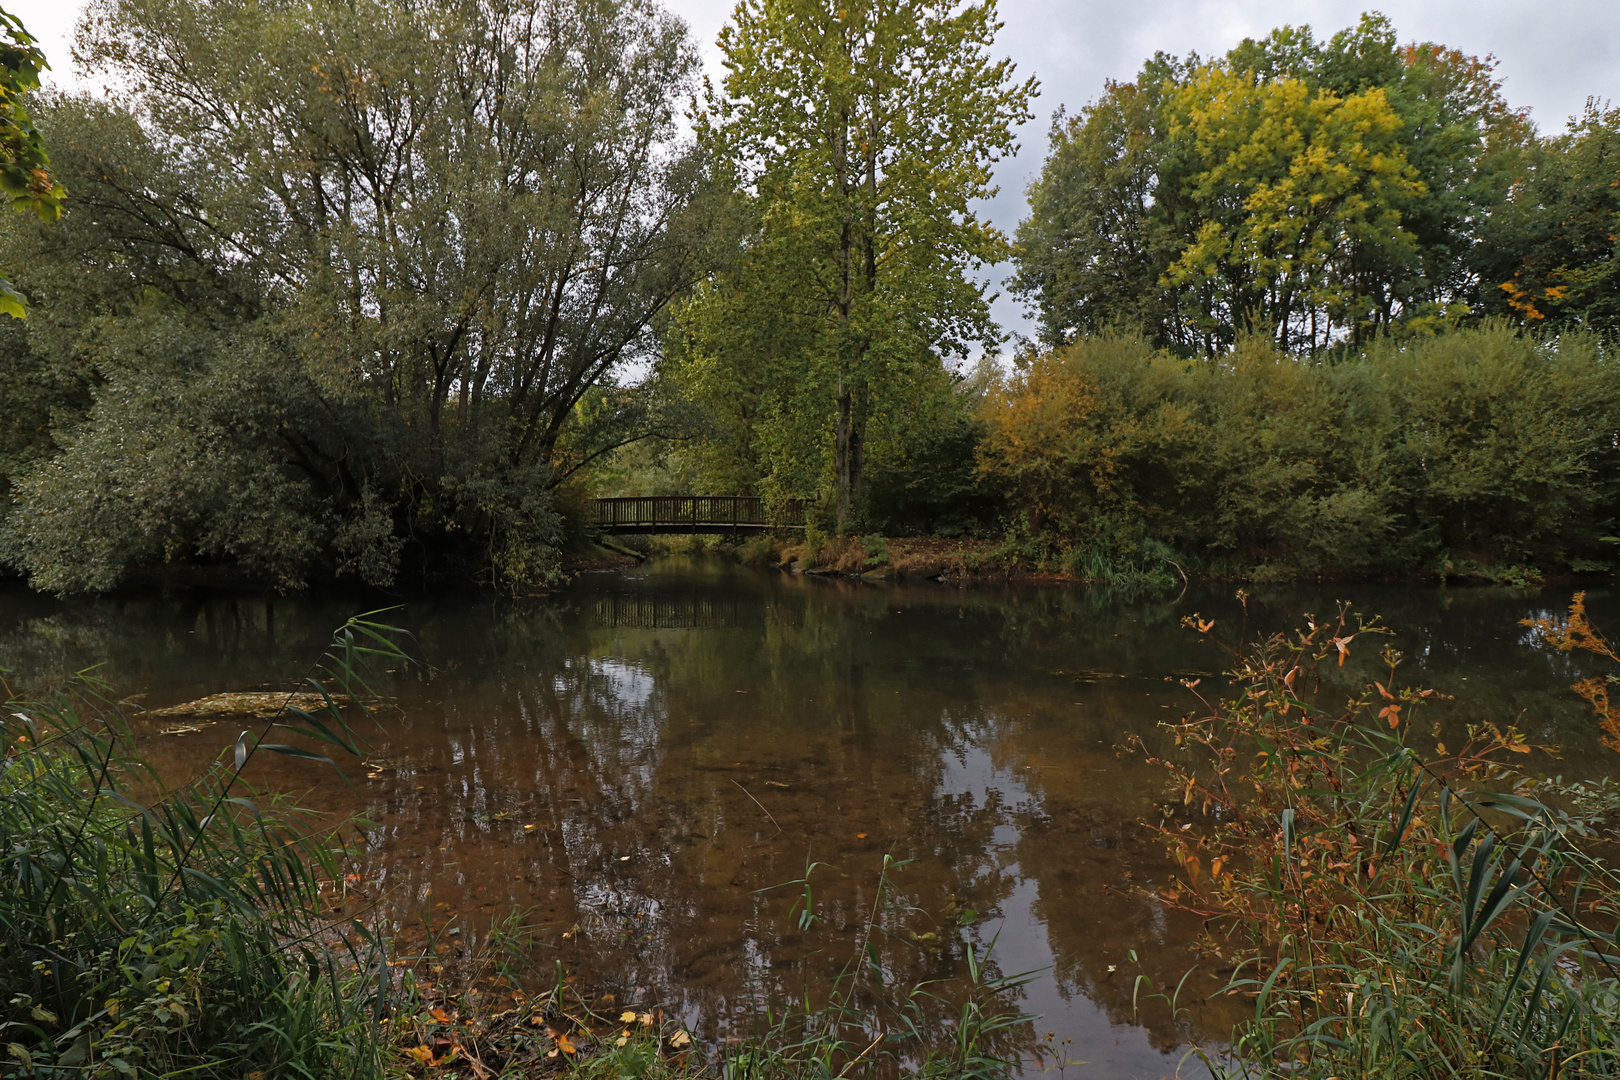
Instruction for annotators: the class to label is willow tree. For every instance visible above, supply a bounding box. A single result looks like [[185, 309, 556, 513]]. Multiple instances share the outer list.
[[680, 0, 1034, 530], [4, 0, 711, 592]]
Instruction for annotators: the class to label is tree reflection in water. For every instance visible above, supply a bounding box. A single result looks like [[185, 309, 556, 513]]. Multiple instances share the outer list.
[[0, 563, 1611, 1077]]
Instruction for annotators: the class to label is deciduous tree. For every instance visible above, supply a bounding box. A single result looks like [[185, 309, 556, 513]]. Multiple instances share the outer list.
[[679, 0, 1034, 530], [1014, 14, 1528, 352], [0, 6, 65, 316]]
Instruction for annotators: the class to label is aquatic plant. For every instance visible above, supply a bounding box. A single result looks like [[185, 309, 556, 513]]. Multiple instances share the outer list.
[[1132, 594, 1620, 1078]]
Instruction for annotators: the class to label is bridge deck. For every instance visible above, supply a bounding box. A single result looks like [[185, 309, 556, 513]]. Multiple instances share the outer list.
[[592, 495, 805, 535]]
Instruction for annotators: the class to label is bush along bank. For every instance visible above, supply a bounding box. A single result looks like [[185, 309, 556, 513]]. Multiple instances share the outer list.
[[0, 618, 1033, 1080], [637, 532, 1185, 588], [975, 325, 1620, 585], [1128, 593, 1620, 1078]]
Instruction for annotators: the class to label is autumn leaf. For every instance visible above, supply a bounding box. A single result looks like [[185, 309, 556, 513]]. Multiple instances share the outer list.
[[404, 1045, 436, 1066], [557, 1034, 578, 1056], [620, 1011, 638, 1024], [430, 1008, 453, 1023], [670, 1030, 692, 1049]]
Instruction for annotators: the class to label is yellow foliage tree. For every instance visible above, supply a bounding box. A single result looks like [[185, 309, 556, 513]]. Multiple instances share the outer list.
[[1163, 67, 1425, 350], [976, 352, 1122, 532]]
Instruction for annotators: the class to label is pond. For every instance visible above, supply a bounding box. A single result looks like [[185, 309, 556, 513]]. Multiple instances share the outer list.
[[2, 562, 1615, 1078]]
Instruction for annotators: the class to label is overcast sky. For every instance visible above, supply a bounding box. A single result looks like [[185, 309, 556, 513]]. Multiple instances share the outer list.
[[12, 0, 1618, 341]]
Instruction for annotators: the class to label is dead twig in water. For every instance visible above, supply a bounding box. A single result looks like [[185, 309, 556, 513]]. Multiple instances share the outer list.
[[731, 779, 783, 835], [1163, 557, 1189, 602]]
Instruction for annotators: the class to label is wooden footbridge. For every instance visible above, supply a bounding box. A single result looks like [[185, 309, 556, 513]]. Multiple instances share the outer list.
[[592, 496, 805, 535]]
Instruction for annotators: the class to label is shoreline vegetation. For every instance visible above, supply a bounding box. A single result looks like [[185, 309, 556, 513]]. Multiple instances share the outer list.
[[626, 533, 1613, 591]]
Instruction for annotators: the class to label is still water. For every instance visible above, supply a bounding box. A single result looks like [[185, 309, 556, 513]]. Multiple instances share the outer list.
[[2, 561, 1615, 1077]]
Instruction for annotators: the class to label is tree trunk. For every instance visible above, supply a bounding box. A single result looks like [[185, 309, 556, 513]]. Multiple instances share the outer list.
[[835, 376, 852, 530], [833, 99, 854, 534]]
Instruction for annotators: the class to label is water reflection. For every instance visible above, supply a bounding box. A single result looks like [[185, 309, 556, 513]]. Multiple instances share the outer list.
[[0, 565, 1614, 1077]]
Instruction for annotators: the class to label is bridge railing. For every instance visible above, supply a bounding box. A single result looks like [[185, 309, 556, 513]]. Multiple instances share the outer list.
[[593, 495, 805, 532]]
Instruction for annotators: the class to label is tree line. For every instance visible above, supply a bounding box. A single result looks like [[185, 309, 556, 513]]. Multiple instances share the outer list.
[[0, 1, 1616, 591]]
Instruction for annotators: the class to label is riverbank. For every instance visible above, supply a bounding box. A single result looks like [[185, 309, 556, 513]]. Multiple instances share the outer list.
[[624, 532, 1616, 590], [628, 533, 1170, 585]]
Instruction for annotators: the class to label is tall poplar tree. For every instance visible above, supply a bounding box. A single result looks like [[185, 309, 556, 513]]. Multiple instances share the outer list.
[[682, 0, 1034, 530]]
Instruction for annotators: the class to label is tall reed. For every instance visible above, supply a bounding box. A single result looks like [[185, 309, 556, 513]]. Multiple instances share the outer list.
[[0, 614, 409, 1078]]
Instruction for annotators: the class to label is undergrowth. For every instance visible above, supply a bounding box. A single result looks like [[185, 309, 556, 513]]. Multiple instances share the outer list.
[[0, 614, 408, 1078]]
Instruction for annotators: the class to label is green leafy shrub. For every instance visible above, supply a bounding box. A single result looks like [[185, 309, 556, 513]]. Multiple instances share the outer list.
[[977, 325, 1620, 579]]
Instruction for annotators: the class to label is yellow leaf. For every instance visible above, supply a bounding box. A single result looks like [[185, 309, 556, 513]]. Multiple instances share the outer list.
[[620, 1011, 638, 1023], [404, 1045, 436, 1065], [557, 1034, 578, 1055], [670, 1030, 692, 1049]]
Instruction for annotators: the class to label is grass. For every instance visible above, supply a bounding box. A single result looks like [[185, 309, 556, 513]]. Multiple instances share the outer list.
[[384, 855, 1036, 1080], [0, 613, 407, 1078]]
